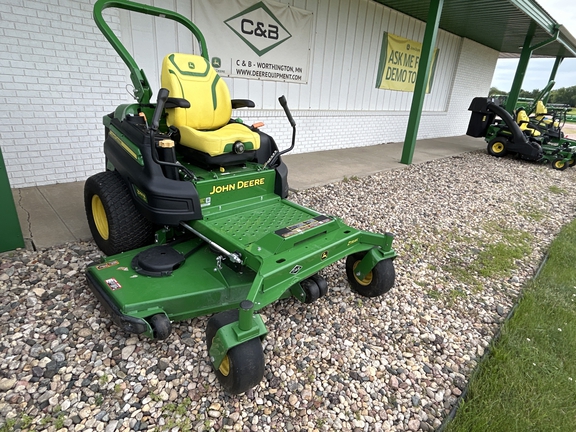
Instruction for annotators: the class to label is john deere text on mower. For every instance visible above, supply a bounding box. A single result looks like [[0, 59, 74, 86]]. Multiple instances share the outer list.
[[86, 0, 397, 394]]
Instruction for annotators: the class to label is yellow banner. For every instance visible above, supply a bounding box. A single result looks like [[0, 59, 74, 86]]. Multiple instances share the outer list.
[[375, 33, 439, 93]]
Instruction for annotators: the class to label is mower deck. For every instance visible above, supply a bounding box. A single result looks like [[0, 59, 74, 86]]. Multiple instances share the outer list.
[[86, 166, 395, 338]]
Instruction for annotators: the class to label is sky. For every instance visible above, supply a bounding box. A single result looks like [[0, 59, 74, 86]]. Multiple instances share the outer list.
[[491, 0, 576, 92]]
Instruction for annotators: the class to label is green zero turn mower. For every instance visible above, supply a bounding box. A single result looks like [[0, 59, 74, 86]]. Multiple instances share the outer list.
[[86, 0, 397, 394], [466, 97, 576, 170]]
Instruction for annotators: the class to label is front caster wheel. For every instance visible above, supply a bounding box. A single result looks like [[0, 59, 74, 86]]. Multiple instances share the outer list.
[[206, 310, 265, 395], [345, 253, 395, 297]]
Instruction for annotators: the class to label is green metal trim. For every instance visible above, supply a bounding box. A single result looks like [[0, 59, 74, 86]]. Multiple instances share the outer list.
[[400, 0, 444, 165], [508, 0, 557, 34], [529, 25, 560, 51], [557, 26, 576, 56], [209, 314, 268, 369], [93, 0, 209, 104]]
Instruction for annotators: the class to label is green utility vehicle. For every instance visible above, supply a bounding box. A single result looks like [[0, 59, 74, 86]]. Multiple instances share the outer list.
[[86, 0, 397, 394]]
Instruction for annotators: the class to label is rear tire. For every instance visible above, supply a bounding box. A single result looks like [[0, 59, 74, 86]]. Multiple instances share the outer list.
[[487, 138, 508, 157], [85, 171, 154, 256]]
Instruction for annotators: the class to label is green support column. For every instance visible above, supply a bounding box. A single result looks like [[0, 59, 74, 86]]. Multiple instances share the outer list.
[[400, 0, 444, 165], [505, 21, 537, 113], [544, 55, 564, 104], [0, 147, 25, 252]]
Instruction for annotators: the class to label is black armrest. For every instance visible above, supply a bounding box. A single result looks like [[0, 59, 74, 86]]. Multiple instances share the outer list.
[[165, 97, 190, 109], [231, 99, 255, 109]]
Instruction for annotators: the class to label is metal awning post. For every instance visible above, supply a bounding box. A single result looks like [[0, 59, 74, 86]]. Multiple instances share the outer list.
[[544, 55, 564, 104], [0, 147, 25, 253], [505, 21, 536, 113], [400, 0, 444, 165]]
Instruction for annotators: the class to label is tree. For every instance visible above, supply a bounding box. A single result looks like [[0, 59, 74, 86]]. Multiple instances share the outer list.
[[489, 86, 507, 96], [548, 86, 576, 106]]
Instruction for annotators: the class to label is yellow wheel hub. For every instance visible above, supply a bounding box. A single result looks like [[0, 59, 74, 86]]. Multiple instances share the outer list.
[[492, 142, 504, 153], [219, 354, 230, 376], [352, 261, 373, 286], [555, 160, 565, 169], [91, 195, 109, 240]]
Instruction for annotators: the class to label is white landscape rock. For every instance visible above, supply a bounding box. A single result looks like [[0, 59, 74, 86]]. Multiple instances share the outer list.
[[1, 151, 575, 431]]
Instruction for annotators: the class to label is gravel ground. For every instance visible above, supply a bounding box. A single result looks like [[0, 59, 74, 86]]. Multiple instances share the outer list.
[[2, 150, 576, 432]]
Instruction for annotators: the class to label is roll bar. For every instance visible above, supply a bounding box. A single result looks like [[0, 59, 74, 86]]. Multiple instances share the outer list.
[[93, 0, 209, 104]]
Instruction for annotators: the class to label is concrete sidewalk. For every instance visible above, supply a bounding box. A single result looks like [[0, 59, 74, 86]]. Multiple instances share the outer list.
[[11, 135, 484, 250]]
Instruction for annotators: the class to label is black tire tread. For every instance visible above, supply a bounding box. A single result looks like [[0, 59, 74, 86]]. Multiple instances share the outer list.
[[345, 253, 395, 298], [85, 171, 154, 256], [206, 310, 265, 394]]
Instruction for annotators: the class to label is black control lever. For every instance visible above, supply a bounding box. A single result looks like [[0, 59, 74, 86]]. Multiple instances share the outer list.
[[263, 96, 297, 169], [149, 88, 197, 181], [151, 88, 170, 131], [279, 95, 296, 128]]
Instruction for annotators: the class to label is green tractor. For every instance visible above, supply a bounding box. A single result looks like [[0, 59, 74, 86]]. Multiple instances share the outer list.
[[85, 0, 397, 394]]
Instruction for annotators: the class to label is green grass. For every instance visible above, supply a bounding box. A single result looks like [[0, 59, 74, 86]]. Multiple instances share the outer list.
[[548, 185, 567, 194], [445, 218, 576, 432], [444, 222, 532, 285]]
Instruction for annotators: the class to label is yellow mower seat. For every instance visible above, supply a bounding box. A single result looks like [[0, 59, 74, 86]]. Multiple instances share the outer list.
[[160, 53, 260, 157], [534, 100, 559, 129], [516, 108, 540, 137]]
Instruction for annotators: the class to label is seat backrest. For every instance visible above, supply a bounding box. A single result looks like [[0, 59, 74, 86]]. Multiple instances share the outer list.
[[161, 53, 232, 131], [516, 108, 540, 136], [535, 100, 548, 116], [516, 108, 530, 130]]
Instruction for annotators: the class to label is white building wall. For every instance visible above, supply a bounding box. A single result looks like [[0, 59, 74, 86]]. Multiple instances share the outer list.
[[0, 0, 498, 188], [0, 0, 126, 188], [444, 38, 499, 132]]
